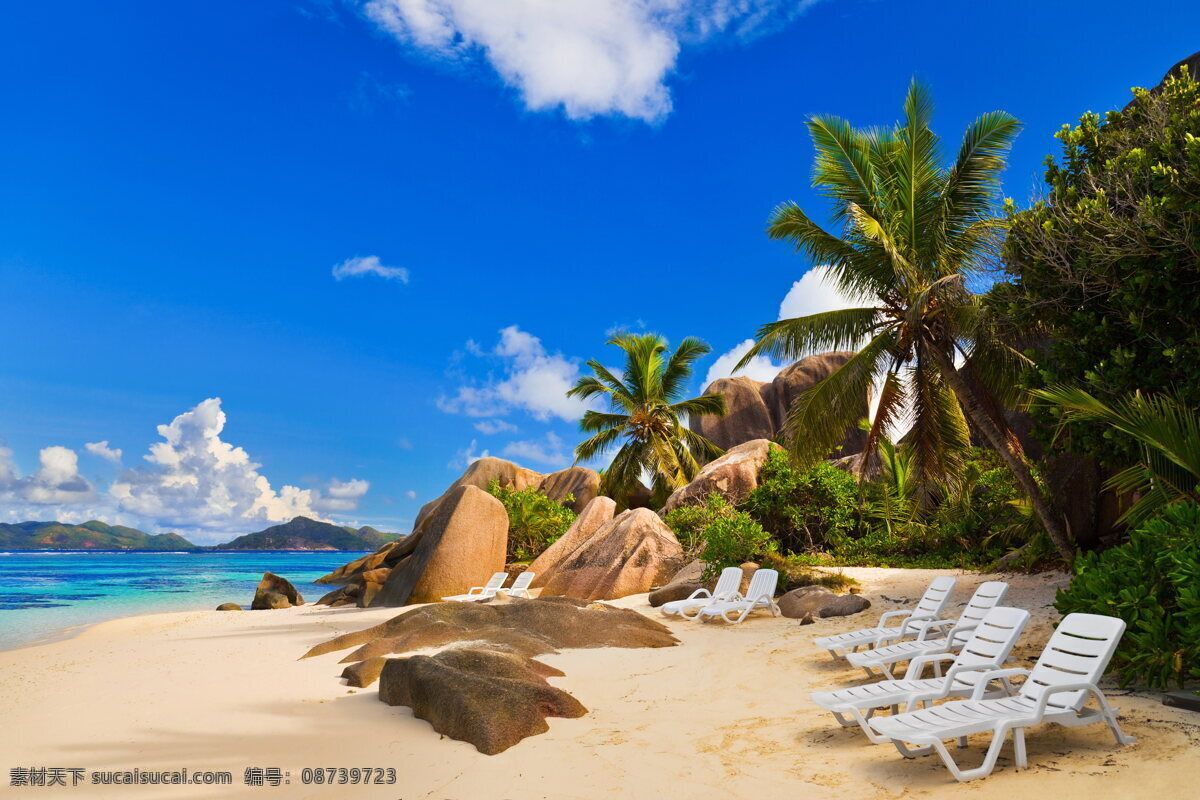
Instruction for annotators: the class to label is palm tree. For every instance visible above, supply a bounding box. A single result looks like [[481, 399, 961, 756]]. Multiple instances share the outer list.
[[735, 81, 1075, 561], [1033, 385, 1200, 526], [569, 333, 726, 506]]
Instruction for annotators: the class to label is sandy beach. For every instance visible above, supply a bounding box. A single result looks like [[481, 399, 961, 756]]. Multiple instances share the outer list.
[[3, 567, 1197, 800]]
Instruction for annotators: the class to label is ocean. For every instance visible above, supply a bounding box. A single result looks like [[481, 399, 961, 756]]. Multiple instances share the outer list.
[[0, 550, 367, 651]]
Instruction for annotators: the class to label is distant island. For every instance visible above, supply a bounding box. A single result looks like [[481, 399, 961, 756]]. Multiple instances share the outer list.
[[213, 516, 395, 551], [0, 516, 398, 551]]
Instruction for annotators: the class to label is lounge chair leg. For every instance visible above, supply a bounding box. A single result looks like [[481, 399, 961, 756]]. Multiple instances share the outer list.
[[892, 740, 933, 759], [847, 707, 891, 745], [956, 736, 967, 749], [1013, 727, 1027, 769], [932, 728, 1009, 782]]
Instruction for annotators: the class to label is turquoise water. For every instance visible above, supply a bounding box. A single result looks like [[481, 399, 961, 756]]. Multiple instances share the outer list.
[[0, 550, 368, 651]]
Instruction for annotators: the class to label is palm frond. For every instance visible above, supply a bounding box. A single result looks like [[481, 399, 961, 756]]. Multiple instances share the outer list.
[[734, 307, 880, 373]]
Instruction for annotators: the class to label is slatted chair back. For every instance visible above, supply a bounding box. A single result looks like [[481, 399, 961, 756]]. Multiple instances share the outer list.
[[914, 576, 957, 618], [711, 567, 744, 599], [509, 571, 535, 591], [1018, 613, 1126, 710], [950, 606, 1030, 672], [483, 573, 508, 591], [956, 581, 1009, 627], [745, 569, 778, 601]]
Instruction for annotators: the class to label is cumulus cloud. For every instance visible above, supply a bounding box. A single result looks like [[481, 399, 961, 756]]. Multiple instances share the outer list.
[[314, 477, 371, 512], [362, 0, 819, 122], [439, 325, 596, 423], [84, 440, 123, 463], [706, 266, 869, 384], [502, 432, 568, 466], [0, 445, 96, 507], [331, 254, 410, 282]]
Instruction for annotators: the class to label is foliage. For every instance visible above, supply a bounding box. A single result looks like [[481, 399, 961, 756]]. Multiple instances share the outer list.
[[740, 449, 858, 554], [997, 69, 1200, 468], [757, 551, 857, 593], [736, 80, 1071, 559], [487, 480, 576, 563], [569, 333, 725, 508], [1056, 501, 1200, 690], [1033, 385, 1200, 527], [662, 493, 775, 580]]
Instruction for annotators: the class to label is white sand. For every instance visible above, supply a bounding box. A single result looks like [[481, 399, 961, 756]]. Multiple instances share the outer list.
[[2, 568, 1197, 799]]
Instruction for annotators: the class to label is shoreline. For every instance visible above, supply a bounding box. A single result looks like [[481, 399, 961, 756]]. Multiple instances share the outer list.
[[3, 567, 1198, 799]]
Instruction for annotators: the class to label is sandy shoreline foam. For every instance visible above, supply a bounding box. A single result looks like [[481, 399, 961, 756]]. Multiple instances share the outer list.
[[3, 567, 1197, 799]]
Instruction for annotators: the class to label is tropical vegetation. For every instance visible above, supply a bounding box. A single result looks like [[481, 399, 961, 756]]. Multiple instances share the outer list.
[[569, 333, 726, 507], [732, 81, 1074, 560], [487, 480, 577, 562]]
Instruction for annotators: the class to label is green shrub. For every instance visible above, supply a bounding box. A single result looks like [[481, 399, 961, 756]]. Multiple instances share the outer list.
[[740, 450, 858, 555], [663, 493, 775, 580], [487, 480, 576, 563], [757, 551, 857, 593], [1055, 501, 1200, 689]]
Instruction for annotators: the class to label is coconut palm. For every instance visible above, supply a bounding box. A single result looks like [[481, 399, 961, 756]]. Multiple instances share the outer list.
[[735, 80, 1075, 561], [1033, 385, 1200, 526], [569, 333, 726, 506]]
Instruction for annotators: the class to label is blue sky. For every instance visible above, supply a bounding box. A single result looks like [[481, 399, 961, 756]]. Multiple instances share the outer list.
[[1, 0, 1195, 543]]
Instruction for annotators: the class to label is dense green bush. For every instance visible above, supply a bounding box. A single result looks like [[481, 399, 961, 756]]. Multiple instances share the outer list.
[[740, 450, 858, 555], [1056, 501, 1200, 689], [996, 69, 1200, 466], [662, 493, 775, 580], [487, 480, 576, 562]]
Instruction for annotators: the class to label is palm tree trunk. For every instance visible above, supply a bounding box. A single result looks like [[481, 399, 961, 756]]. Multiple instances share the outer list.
[[929, 348, 1075, 563]]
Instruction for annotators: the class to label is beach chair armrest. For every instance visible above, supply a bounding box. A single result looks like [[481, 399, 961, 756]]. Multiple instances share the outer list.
[[897, 613, 938, 636], [947, 622, 979, 643], [908, 653, 956, 680], [913, 618, 954, 640], [1034, 682, 1107, 718], [465, 586, 485, 595], [878, 610, 913, 627], [685, 588, 713, 601], [970, 668, 1029, 700]]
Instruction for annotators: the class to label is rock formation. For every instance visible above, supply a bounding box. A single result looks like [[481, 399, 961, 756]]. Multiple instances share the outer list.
[[534, 509, 685, 600], [661, 439, 780, 512], [778, 585, 870, 620], [536, 467, 600, 514], [525, 496, 616, 587], [250, 572, 304, 610], [689, 352, 868, 454], [377, 648, 587, 755], [373, 485, 509, 607]]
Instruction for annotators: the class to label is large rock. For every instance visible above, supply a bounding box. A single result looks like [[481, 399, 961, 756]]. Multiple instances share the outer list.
[[689, 376, 775, 451], [378, 648, 587, 755], [250, 572, 304, 609], [412, 457, 542, 535], [303, 597, 679, 662], [215, 602, 242, 611], [535, 509, 685, 601], [778, 585, 870, 619], [688, 352, 869, 457], [373, 485, 509, 607], [661, 439, 780, 512], [536, 467, 601, 515], [526, 496, 616, 587], [315, 540, 404, 585]]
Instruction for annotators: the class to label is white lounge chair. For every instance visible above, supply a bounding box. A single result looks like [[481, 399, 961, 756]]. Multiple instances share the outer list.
[[660, 566, 744, 620], [695, 569, 780, 624], [813, 576, 957, 658], [868, 612, 1135, 782], [441, 572, 508, 602], [503, 571, 536, 599], [810, 606, 1031, 743], [847, 581, 1010, 679]]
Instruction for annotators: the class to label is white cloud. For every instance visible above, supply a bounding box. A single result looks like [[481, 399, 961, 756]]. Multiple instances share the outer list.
[[84, 440, 123, 463], [450, 439, 490, 469], [705, 266, 869, 385], [502, 431, 568, 466], [362, 0, 819, 122], [439, 325, 596, 422], [331, 254, 410, 282], [314, 477, 372, 512], [405, 489, 417, 499], [474, 418, 517, 435], [0, 446, 96, 507]]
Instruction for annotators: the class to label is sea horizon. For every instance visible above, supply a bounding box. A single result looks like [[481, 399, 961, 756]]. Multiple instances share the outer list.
[[0, 550, 368, 651]]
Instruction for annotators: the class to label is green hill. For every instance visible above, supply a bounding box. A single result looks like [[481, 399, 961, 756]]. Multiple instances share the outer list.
[[213, 516, 396, 551], [0, 520, 196, 550]]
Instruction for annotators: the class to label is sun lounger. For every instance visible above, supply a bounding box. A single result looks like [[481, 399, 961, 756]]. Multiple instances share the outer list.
[[868, 612, 1135, 782], [846, 581, 1010, 678], [695, 569, 780, 623], [810, 606, 1030, 742], [441, 572, 508, 602], [660, 566, 744, 619], [812, 576, 957, 657], [503, 571, 535, 598]]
